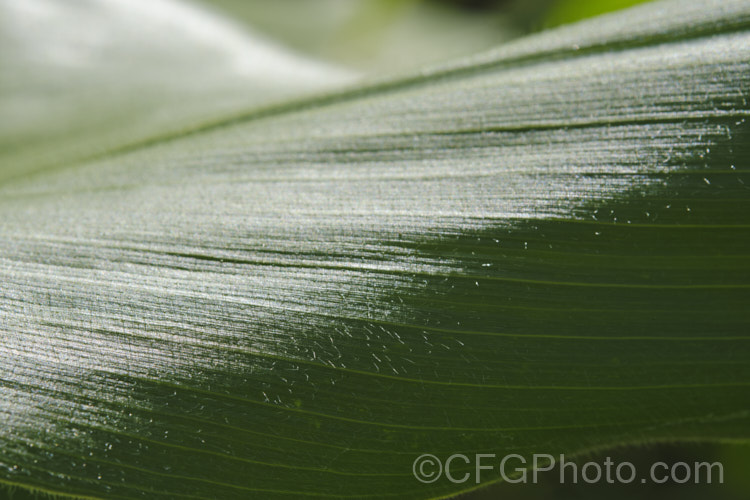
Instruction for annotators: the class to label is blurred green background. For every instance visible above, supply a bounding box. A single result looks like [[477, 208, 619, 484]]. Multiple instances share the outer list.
[[200, 0, 653, 72]]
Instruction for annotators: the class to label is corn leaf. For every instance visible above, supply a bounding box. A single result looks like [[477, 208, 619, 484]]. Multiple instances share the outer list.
[[1, 0, 749, 499]]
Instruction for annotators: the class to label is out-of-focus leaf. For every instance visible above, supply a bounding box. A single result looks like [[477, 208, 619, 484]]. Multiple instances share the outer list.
[[1, 0, 750, 499], [544, 0, 653, 28], [0, 0, 353, 183], [198, 0, 528, 72]]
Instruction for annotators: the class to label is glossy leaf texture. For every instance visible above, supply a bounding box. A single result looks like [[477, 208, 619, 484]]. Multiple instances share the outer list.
[[1, 0, 750, 498]]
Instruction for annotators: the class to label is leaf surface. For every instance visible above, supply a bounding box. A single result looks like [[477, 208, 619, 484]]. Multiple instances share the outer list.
[[1, 0, 749, 498], [0, 0, 353, 182]]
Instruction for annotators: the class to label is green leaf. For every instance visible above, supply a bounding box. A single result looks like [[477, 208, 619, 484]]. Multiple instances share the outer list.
[[198, 0, 527, 72], [543, 0, 654, 28], [0, 0, 353, 183], [1, 0, 749, 499]]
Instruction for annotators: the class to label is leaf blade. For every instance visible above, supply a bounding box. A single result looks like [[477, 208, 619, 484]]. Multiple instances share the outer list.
[[1, 0, 749, 499]]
